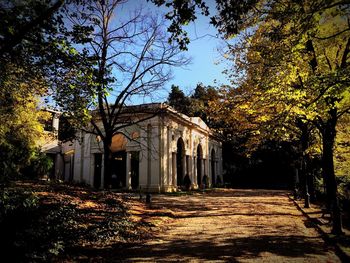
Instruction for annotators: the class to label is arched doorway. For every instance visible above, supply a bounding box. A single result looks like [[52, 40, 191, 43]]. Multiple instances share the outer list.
[[130, 152, 139, 190], [197, 144, 203, 187], [177, 138, 185, 186], [211, 149, 216, 187], [111, 151, 126, 188], [110, 133, 128, 188]]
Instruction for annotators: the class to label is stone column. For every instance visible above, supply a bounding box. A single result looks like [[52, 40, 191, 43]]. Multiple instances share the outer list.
[[182, 155, 186, 181], [80, 131, 85, 182], [172, 152, 177, 186], [52, 113, 60, 135], [126, 152, 132, 189], [202, 159, 205, 179], [167, 127, 171, 186], [185, 155, 189, 175], [147, 125, 152, 188], [203, 159, 208, 186], [211, 159, 215, 186], [193, 156, 197, 187], [215, 160, 218, 184], [188, 155, 192, 180]]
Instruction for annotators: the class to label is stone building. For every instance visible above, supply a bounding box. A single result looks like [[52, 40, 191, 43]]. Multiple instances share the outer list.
[[40, 109, 64, 179], [53, 103, 222, 192]]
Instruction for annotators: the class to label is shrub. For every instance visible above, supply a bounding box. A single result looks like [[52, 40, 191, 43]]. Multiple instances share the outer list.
[[22, 150, 54, 179]]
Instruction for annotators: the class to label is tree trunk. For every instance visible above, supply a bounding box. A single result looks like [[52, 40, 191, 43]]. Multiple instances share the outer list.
[[297, 119, 310, 207], [321, 112, 343, 235]]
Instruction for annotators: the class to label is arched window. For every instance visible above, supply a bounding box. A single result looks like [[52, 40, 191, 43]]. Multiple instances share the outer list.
[[110, 133, 128, 188]]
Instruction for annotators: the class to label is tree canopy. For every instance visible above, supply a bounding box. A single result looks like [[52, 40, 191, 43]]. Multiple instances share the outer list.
[[211, 0, 350, 234], [0, 0, 90, 182], [149, 0, 259, 49], [0, 62, 51, 182], [159, 0, 349, 234], [167, 84, 191, 113]]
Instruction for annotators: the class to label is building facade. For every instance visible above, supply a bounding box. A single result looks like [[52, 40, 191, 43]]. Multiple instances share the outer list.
[[40, 109, 64, 179], [49, 104, 223, 192]]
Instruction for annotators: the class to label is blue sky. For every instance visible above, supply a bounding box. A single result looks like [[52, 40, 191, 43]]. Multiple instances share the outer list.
[[166, 11, 229, 95], [124, 0, 230, 101]]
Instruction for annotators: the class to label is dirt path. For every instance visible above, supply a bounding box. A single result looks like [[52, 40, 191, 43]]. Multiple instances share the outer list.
[[109, 189, 341, 262]]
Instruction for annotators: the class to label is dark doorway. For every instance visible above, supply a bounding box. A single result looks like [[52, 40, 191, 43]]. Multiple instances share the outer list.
[[177, 138, 185, 186], [197, 144, 202, 186], [94, 153, 102, 189], [64, 154, 74, 183], [47, 153, 56, 179], [111, 151, 126, 188], [131, 152, 139, 190], [211, 149, 216, 186]]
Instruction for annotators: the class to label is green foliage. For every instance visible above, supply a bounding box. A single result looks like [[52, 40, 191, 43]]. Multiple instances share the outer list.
[[0, 63, 49, 182], [149, 0, 257, 48], [0, 0, 64, 56], [337, 175, 350, 201], [0, 0, 95, 124], [58, 114, 78, 142], [149, 0, 209, 50], [214, 0, 350, 155], [167, 83, 220, 128], [23, 151, 54, 179], [334, 115, 350, 178], [334, 116, 350, 204], [0, 0, 92, 183], [190, 83, 219, 126], [0, 190, 39, 221], [216, 0, 349, 233], [167, 85, 191, 114]]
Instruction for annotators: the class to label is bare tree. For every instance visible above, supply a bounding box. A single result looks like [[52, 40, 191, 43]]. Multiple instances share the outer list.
[[55, 0, 189, 187]]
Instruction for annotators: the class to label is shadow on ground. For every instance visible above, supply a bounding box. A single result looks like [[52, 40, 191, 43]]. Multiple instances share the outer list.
[[63, 189, 340, 262], [68, 234, 332, 262]]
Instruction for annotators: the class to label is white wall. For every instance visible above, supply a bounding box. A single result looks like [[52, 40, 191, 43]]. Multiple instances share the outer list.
[[65, 111, 222, 192]]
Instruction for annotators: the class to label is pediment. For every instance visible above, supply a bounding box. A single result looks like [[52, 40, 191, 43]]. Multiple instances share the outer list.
[[190, 117, 209, 131]]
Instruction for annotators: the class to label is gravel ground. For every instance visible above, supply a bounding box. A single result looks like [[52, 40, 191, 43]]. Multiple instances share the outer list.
[[116, 189, 341, 262]]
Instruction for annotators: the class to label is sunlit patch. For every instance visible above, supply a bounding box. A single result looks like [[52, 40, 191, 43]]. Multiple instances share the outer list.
[[78, 201, 99, 209], [36, 191, 49, 196]]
